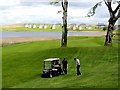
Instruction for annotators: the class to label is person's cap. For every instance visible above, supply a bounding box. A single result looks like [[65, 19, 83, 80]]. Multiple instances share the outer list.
[[74, 58, 76, 60]]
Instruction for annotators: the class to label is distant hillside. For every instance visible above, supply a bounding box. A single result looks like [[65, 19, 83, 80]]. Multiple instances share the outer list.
[[1, 23, 54, 29]]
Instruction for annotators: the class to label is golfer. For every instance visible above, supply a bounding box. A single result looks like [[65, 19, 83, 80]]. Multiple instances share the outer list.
[[74, 58, 81, 75], [62, 58, 68, 74]]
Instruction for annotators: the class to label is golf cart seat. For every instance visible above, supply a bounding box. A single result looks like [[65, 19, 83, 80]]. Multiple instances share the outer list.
[[52, 69, 58, 71], [53, 65, 60, 67]]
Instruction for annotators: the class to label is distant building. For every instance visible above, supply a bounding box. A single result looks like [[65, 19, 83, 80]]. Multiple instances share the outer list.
[[39, 25, 44, 28], [77, 24, 86, 30], [75, 25, 79, 28], [32, 24, 36, 28], [24, 24, 32, 28], [50, 25, 56, 29], [29, 24, 32, 28], [72, 26, 76, 30], [78, 26, 83, 30], [43, 24, 48, 29], [96, 23, 107, 28], [24, 24, 29, 28], [86, 25, 92, 29]]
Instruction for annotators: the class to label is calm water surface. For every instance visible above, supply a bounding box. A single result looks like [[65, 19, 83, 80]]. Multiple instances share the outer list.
[[1, 31, 105, 39]]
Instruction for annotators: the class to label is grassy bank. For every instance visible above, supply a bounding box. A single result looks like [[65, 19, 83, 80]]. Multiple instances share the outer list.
[[1, 27, 101, 31], [2, 36, 119, 88]]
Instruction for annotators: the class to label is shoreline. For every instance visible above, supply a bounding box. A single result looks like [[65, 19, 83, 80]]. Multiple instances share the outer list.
[[1, 35, 106, 44], [1, 31, 106, 44], [1, 30, 106, 32], [1, 37, 60, 44]]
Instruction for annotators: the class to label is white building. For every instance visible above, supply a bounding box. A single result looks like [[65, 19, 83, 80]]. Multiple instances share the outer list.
[[78, 26, 83, 30], [39, 25, 44, 28], [43, 25, 48, 29], [28, 24, 32, 28], [51, 25, 56, 29], [86, 26, 92, 29], [72, 26, 76, 30], [97, 23, 106, 28], [24, 24, 29, 28], [32, 24, 36, 28]]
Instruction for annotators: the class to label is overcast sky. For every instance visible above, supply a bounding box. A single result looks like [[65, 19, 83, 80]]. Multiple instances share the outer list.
[[0, 0, 119, 25]]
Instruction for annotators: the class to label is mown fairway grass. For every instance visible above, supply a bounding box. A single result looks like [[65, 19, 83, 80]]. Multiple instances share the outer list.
[[2, 36, 119, 88]]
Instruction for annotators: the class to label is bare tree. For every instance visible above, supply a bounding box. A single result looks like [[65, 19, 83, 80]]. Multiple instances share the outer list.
[[87, 0, 120, 46], [51, 0, 68, 47]]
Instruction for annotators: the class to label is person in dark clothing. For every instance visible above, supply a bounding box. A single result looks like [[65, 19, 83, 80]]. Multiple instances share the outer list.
[[62, 58, 68, 74]]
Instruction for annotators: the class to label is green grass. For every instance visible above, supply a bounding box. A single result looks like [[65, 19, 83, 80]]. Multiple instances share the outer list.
[[2, 36, 119, 88]]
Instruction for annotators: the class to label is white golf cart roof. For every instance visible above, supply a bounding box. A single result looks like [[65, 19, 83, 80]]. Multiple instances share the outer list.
[[44, 58, 60, 62]]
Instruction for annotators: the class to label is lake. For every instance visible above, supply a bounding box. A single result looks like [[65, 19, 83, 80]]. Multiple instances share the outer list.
[[1, 31, 106, 39]]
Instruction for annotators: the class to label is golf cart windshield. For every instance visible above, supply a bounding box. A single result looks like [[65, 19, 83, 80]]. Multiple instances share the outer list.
[[44, 61, 52, 69], [44, 58, 60, 69]]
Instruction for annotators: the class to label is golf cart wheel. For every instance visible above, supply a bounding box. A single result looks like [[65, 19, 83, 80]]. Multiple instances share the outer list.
[[49, 74, 53, 78]]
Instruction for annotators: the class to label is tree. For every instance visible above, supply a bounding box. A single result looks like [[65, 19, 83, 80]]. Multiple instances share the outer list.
[[87, 0, 120, 46], [51, 0, 68, 47]]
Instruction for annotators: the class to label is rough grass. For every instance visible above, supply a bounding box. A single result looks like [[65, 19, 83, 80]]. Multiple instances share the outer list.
[[2, 37, 119, 88]]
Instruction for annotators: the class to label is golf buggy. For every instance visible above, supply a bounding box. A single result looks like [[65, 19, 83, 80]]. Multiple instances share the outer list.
[[42, 58, 63, 78]]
